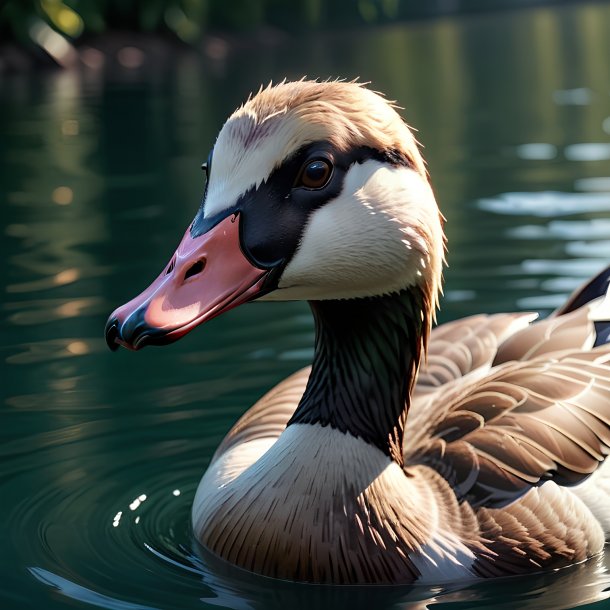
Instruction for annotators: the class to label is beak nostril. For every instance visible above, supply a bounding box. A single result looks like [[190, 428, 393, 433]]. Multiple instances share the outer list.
[[166, 258, 176, 275], [184, 258, 206, 281]]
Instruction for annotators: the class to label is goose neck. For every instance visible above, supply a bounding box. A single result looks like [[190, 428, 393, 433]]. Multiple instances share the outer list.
[[288, 288, 429, 464]]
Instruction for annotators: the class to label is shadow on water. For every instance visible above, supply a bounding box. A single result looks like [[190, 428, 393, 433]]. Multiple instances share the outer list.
[[2, 1, 610, 609]]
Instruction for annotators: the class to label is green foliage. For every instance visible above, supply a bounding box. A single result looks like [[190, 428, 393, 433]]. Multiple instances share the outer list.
[[0, 0, 557, 59], [0, 0, 435, 43]]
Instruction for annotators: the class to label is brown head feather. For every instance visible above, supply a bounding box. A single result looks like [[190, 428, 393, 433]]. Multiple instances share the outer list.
[[228, 79, 427, 177]]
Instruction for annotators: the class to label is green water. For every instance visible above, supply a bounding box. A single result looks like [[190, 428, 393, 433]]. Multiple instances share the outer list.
[[3, 3, 610, 609]]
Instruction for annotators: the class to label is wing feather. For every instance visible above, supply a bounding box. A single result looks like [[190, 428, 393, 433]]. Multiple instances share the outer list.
[[415, 313, 537, 394], [493, 306, 594, 365], [407, 347, 610, 507]]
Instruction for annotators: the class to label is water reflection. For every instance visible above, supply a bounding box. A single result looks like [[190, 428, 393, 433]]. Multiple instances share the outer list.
[[552, 87, 593, 106], [508, 218, 610, 240], [5, 296, 105, 325], [29, 569, 159, 610], [6, 338, 98, 365], [478, 191, 610, 217], [515, 143, 557, 160], [2, 1, 610, 609], [576, 177, 610, 192], [28, 548, 610, 610], [565, 143, 610, 161]]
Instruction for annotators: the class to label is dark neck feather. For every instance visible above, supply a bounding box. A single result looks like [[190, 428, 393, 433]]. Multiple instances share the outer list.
[[287, 287, 430, 465]]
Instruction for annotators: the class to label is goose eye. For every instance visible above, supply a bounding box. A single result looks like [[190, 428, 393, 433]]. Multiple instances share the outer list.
[[298, 159, 332, 189]]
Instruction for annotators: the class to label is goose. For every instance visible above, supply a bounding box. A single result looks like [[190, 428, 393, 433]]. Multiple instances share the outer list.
[[105, 80, 610, 585]]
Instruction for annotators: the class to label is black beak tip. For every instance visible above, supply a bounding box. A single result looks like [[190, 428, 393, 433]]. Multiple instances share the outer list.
[[105, 317, 121, 352]]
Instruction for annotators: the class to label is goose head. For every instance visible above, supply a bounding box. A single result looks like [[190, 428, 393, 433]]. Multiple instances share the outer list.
[[105, 80, 445, 351]]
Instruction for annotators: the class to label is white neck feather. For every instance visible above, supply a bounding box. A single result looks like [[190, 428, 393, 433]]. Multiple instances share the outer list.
[[192, 423, 475, 584]]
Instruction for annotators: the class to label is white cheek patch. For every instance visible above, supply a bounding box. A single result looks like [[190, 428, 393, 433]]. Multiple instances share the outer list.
[[274, 162, 442, 301]]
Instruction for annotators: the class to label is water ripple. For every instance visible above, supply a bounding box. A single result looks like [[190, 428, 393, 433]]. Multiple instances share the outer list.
[[575, 177, 610, 192], [478, 191, 610, 217], [6, 338, 102, 365], [565, 144, 610, 162], [508, 218, 610, 240], [5, 297, 106, 325], [515, 143, 557, 160], [552, 87, 593, 105], [29, 569, 160, 610]]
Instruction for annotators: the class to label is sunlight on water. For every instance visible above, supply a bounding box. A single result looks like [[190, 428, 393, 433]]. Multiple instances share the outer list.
[[2, 2, 610, 609], [6, 338, 100, 365], [514, 143, 557, 160], [576, 177, 610, 192], [478, 191, 610, 217], [508, 218, 610, 240], [552, 87, 593, 106], [565, 143, 610, 162]]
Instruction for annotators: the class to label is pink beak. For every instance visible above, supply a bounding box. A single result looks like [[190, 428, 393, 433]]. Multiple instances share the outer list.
[[105, 213, 270, 351]]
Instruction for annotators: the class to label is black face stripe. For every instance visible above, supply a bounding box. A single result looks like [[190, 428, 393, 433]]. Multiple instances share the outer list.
[[190, 141, 413, 274]]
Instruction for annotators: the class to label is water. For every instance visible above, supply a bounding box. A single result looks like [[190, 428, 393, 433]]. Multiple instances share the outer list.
[[2, 3, 610, 608]]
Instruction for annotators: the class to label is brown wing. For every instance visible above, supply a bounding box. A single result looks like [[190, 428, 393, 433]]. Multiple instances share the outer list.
[[417, 304, 599, 396], [410, 297, 605, 454], [414, 313, 537, 396], [493, 304, 596, 365], [409, 312, 539, 448], [211, 366, 310, 463], [406, 346, 610, 508], [493, 264, 610, 364]]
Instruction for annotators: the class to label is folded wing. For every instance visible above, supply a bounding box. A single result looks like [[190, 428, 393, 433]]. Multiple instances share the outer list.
[[407, 346, 610, 507]]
